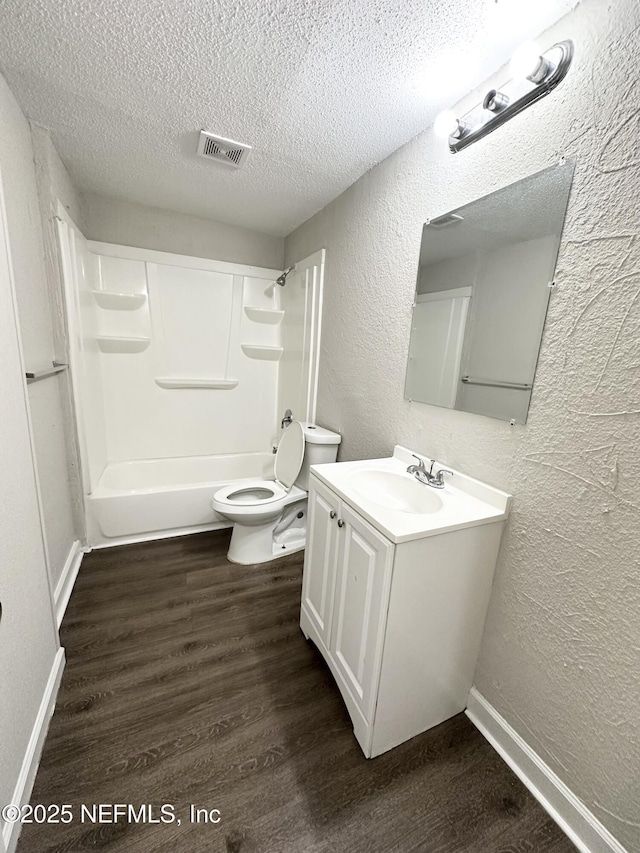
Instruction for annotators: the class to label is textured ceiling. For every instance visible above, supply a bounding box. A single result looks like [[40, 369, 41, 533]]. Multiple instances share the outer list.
[[0, 0, 578, 237]]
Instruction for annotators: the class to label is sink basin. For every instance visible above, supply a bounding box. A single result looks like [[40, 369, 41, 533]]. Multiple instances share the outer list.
[[309, 445, 511, 543], [350, 469, 443, 515]]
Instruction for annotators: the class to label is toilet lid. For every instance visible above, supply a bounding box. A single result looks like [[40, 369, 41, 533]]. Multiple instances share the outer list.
[[274, 421, 305, 489]]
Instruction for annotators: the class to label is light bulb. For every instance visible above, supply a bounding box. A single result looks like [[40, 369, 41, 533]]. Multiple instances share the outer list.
[[510, 41, 549, 83], [434, 110, 461, 139]]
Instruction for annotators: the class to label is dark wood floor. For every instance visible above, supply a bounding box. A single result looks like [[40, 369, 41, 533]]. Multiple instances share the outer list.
[[20, 530, 575, 853]]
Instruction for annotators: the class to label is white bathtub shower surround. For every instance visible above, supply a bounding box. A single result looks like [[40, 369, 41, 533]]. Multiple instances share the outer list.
[[86, 243, 284, 464], [58, 213, 327, 547], [89, 452, 274, 544], [276, 249, 325, 426]]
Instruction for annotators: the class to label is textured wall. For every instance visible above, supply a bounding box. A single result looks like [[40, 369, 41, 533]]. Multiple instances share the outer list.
[[0, 71, 59, 814], [83, 193, 284, 270], [285, 0, 640, 848]]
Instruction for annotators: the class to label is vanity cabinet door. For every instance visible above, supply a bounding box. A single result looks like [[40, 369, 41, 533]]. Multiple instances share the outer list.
[[301, 478, 340, 650], [329, 503, 394, 722]]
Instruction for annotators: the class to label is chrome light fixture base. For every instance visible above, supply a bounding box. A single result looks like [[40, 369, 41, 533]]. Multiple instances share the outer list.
[[449, 40, 574, 153]]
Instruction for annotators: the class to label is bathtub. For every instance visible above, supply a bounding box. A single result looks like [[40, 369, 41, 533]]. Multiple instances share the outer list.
[[88, 452, 274, 545]]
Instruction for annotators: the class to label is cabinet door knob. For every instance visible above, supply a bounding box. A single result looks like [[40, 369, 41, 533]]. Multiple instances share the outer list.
[[330, 511, 337, 519], [337, 519, 345, 528]]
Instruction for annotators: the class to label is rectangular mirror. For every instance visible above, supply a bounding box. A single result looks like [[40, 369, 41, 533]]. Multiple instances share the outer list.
[[404, 159, 575, 424]]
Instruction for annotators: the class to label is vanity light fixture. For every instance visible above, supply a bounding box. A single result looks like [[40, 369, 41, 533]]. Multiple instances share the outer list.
[[510, 41, 552, 84], [434, 110, 466, 139], [435, 39, 574, 153]]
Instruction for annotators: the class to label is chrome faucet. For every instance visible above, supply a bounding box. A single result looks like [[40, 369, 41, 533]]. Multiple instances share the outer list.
[[429, 467, 453, 489], [406, 454, 433, 483], [281, 409, 293, 429], [406, 454, 453, 489]]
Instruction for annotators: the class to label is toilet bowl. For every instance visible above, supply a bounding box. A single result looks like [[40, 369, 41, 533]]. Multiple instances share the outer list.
[[212, 420, 341, 564]]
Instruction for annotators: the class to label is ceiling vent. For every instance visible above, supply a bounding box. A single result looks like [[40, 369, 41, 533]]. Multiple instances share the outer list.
[[196, 130, 251, 169]]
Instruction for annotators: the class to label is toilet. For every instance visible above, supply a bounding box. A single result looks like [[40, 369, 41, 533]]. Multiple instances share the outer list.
[[212, 421, 341, 565]]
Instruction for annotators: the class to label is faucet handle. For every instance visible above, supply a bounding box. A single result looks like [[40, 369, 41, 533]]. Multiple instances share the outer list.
[[434, 468, 453, 484], [411, 454, 427, 472]]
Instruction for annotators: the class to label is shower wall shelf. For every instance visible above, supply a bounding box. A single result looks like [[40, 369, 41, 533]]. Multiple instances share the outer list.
[[243, 306, 284, 324], [97, 336, 151, 353], [92, 291, 147, 310], [155, 377, 238, 390], [241, 344, 283, 361]]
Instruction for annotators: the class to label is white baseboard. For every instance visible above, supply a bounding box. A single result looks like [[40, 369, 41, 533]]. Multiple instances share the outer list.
[[53, 540, 85, 628], [466, 687, 628, 853], [3, 648, 65, 853]]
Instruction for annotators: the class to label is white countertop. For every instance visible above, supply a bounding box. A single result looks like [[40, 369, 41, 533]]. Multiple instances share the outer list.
[[310, 445, 512, 544]]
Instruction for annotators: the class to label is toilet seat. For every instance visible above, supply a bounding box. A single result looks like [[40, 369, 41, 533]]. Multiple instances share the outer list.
[[209, 419, 340, 565], [212, 480, 306, 520], [213, 421, 305, 512], [273, 421, 305, 490], [213, 478, 288, 508]]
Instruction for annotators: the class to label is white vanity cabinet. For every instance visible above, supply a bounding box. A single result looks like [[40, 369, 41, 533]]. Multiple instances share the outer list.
[[302, 479, 393, 735], [300, 450, 511, 759]]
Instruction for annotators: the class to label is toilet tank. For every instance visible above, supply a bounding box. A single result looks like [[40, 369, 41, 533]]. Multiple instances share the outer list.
[[296, 422, 341, 490]]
